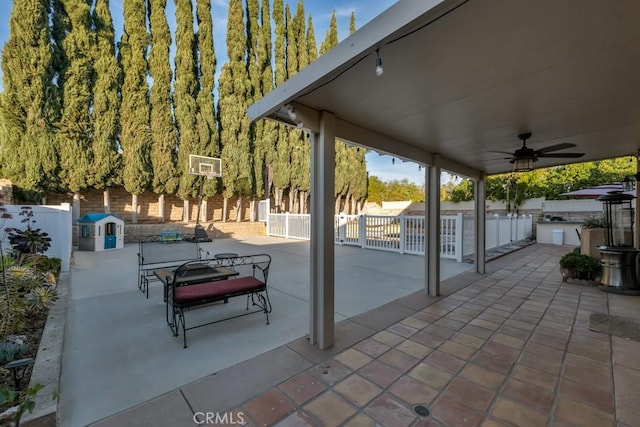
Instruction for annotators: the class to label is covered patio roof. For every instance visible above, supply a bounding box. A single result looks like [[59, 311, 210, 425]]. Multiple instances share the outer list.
[[247, 0, 640, 349], [248, 0, 640, 177]]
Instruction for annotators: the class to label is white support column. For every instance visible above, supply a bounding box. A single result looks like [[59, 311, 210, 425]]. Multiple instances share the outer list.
[[309, 111, 336, 349], [399, 214, 406, 254], [455, 212, 464, 262], [426, 155, 441, 296], [475, 173, 487, 274]]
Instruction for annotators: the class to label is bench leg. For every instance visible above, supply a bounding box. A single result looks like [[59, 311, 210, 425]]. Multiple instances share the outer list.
[[250, 290, 272, 325], [168, 304, 189, 348]]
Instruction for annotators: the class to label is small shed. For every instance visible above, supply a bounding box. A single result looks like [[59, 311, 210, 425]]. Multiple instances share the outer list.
[[77, 213, 124, 251]]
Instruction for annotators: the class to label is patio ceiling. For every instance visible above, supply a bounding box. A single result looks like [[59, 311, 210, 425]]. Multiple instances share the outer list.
[[247, 0, 640, 177]]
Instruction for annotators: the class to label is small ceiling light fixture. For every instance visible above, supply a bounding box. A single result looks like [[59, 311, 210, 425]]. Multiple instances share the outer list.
[[287, 104, 297, 121], [513, 157, 535, 172], [375, 49, 383, 77]]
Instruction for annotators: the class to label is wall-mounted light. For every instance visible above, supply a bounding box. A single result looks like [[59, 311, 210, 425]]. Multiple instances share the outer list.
[[375, 49, 383, 77], [392, 157, 395, 165]]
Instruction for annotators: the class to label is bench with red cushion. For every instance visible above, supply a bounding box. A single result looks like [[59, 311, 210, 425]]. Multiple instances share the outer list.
[[174, 276, 266, 305], [167, 254, 272, 348]]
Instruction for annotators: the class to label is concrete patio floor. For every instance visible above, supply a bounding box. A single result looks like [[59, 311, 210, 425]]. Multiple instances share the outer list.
[[85, 242, 640, 427], [58, 236, 472, 427]]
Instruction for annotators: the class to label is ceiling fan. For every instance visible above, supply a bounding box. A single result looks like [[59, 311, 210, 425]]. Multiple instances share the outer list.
[[491, 132, 585, 171]]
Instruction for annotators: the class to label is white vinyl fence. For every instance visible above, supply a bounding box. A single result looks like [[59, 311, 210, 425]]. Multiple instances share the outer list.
[[0, 204, 73, 272], [267, 211, 532, 262]]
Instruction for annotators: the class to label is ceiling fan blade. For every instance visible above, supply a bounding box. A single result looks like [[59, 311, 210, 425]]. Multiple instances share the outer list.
[[488, 150, 516, 156], [534, 143, 576, 154], [537, 152, 585, 158]]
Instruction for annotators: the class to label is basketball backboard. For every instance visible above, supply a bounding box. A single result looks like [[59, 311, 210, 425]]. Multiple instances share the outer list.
[[189, 154, 221, 177]]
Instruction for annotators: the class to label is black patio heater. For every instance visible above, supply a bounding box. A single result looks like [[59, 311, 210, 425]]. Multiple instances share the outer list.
[[597, 191, 640, 294]]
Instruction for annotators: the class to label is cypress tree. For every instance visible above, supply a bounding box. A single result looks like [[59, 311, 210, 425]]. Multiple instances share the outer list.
[[92, 0, 122, 194], [219, 0, 253, 221], [270, 0, 290, 211], [245, 0, 265, 220], [119, 0, 152, 221], [174, 0, 200, 202], [0, 0, 59, 198], [148, 0, 178, 199], [287, 1, 308, 213], [259, 0, 277, 204], [347, 12, 367, 213], [319, 10, 338, 55], [58, 0, 93, 195], [317, 10, 350, 212], [350, 11, 356, 34], [196, 0, 219, 199], [296, 13, 318, 213], [307, 16, 317, 63]]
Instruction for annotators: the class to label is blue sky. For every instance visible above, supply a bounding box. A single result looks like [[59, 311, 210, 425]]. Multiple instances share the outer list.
[[0, 0, 433, 185]]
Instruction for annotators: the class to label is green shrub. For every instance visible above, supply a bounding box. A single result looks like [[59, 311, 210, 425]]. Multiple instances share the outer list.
[[582, 216, 606, 229], [560, 250, 601, 280], [20, 255, 61, 278]]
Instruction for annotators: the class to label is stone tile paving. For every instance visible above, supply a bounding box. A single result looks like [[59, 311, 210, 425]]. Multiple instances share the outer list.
[[225, 245, 640, 426]]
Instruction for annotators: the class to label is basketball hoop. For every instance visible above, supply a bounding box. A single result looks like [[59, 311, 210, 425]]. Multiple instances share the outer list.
[[203, 171, 216, 180]]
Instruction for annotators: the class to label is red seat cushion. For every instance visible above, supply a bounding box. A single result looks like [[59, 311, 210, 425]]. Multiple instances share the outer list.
[[174, 276, 265, 304]]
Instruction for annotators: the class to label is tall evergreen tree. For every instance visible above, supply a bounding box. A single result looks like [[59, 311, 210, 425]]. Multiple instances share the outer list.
[[119, 0, 152, 221], [306, 15, 317, 63], [174, 0, 200, 202], [350, 11, 356, 34], [258, 0, 277, 204], [287, 1, 308, 213], [92, 0, 122, 195], [148, 0, 178, 200], [0, 0, 59, 198], [319, 10, 338, 55], [316, 9, 352, 212], [219, 0, 253, 221], [196, 0, 219, 199], [245, 0, 265, 220], [58, 0, 93, 195], [270, 0, 290, 211]]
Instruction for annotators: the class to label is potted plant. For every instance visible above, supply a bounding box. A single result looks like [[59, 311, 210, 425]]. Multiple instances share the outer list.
[[580, 215, 606, 258], [560, 248, 601, 282]]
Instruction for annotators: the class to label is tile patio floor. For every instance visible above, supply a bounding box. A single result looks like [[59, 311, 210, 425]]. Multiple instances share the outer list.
[[93, 244, 640, 427]]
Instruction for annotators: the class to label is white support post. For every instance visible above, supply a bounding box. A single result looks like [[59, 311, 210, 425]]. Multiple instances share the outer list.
[[359, 214, 366, 248], [266, 199, 271, 236], [426, 155, 441, 296], [201, 200, 208, 223], [494, 214, 500, 250], [285, 212, 290, 239], [474, 174, 486, 274], [309, 111, 336, 350], [158, 194, 165, 223], [399, 214, 406, 254], [455, 212, 464, 262], [338, 212, 346, 245], [72, 192, 81, 223]]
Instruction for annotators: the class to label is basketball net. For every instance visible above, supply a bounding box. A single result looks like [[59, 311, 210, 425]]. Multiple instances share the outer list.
[[203, 171, 216, 180]]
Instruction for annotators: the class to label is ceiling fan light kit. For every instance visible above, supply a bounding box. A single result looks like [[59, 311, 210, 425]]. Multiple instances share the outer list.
[[490, 132, 586, 172]]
